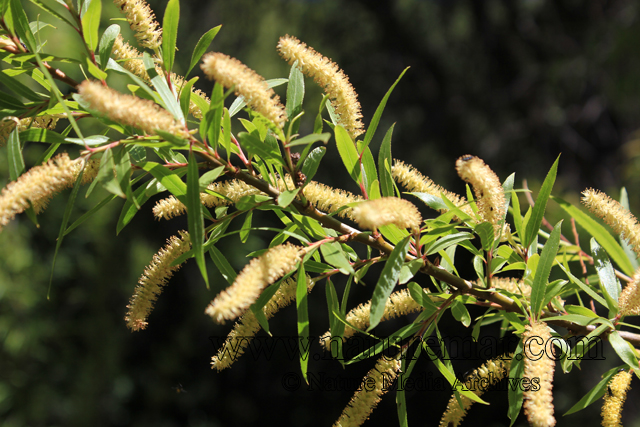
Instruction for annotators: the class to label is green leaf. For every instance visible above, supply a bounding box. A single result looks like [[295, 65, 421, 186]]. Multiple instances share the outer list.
[[425, 348, 488, 405], [425, 232, 474, 256], [229, 78, 288, 117], [475, 222, 495, 252], [334, 124, 361, 185], [286, 132, 331, 148], [300, 146, 325, 184], [564, 366, 623, 416], [524, 155, 559, 248], [609, 330, 640, 370], [28, 0, 76, 28], [286, 61, 304, 131], [187, 151, 208, 287], [277, 188, 300, 208], [143, 53, 184, 122], [362, 67, 408, 150], [7, 127, 25, 181], [81, 0, 101, 51], [186, 25, 221, 76], [0, 69, 41, 101], [9, 0, 37, 51], [240, 210, 252, 243], [161, 0, 180, 73], [179, 76, 198, 119], [221, 107, 231, 157], [48, 167, 85, 298], [239, 131, 284, 165], [398, 259, 423, 285], [358, 141, 379, 198], [554, 196, 635, 276], [320, 242, 355, 275], [296, 264, 310, 384], [530, 220, 562, 318], [591, 238, 621, 311], [369, 236, 411, 330], [451, 300, 471, 327], [98, 24, 119, 69], [325, 280, 343, 360], [208, 246, 237, 285], [116, 177, 165, 234], [139, 161, 187, 204], [410, 192, 448, 211], [507, 342, 525, 425]]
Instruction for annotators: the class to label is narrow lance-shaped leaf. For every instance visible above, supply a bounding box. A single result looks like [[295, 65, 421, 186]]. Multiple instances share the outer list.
[[7, 127, 25, 181], [362, 67, 408, 150], [334, 124, 361, 185], [378, 123, 395, 198], [530, 220, 563, 319], [48, 167, 85, 298], [591, 238, 621, 310], [296, 264, 310, 383], [187, 151, 209, 288], [524, 155, 560, 249], [369, 236, 411, 330], [301, 146, 325, 184], [208, 246, 237, 285], [98, 24, 119, 69], [161, 0, 180, 73], [186, 25, 221, 76], [286, 61, 304, 132], [609, 330, 640, 370], [81, 0, 101, 52]]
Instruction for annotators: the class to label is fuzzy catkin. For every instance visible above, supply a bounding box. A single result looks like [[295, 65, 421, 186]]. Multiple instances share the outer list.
[[0, 154, 98, 232], [201, 52, 286, 129], [211, 276, 313, 370], [277, 35, 364, 139], [78, 80, 188, 138], [582, 188, 640, 259], [439, 354, 513, 427], [619, 268, 640, 316], [125, 231, 191, 331], [392, 159, 472, 216], [353, 197, 422, 232], [601, 369, 633, 427], [205, 243, 302, 323], [333, 354, 402, 427], [455, 155, 506, 236], [112, 0, 162, 50], [523, 321, 556, 427], [319, 288, 423, 350]]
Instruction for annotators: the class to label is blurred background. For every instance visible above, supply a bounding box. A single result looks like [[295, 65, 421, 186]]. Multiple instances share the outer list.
[[2, 0, 640, 425]]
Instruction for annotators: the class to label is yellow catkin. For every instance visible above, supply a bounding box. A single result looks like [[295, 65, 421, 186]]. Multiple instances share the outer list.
[[0, 154, 98, 232], [439, 353, 513, 427], [319, 288, 423, 351], [112, 0, 162, 50], [582, 188, 640, 259], [205, 243, 302, 323], [392, 159, 472, 216], [333, 353, 402, 427], [78, 80, 188, 138], [523, 320, 556, 427], [277, 35, 364, 140], [153, 178, 362, 221], [619, 268, 640, 316], [490, 277, 532, 298], [125, 231, 191, 331], [0, 115, 63, 147], [601, 369, 633, 427], [211, 275, 314, 371], [111, 35, 209, 119], [352, 197, 422, 232], [201, 52, 286, 129], [455, 155, 506, 236]]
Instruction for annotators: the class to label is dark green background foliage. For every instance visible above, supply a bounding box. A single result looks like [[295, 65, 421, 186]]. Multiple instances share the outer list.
[[1, 0, 640, 426]]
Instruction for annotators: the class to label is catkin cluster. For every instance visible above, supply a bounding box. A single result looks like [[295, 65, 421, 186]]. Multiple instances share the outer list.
[[319, 288, 424, 350], [277, 35, 364, 140], [333, 354, 402, 427], [522, 321, 556, 427], [201, 52, 286, 129], [582, 188, 640, 259], [601, 369, 633, 427], [112, 0, 162, 50], [211, 275, 313, 371], [125, 231, 191, 331], [619, 269, 640, 316], [205, 243, 302, 323], [455, 155, 506, 236], [0, 153, 98, 232], [439, 353, 513, 427], [353, 197, 422, 233]]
